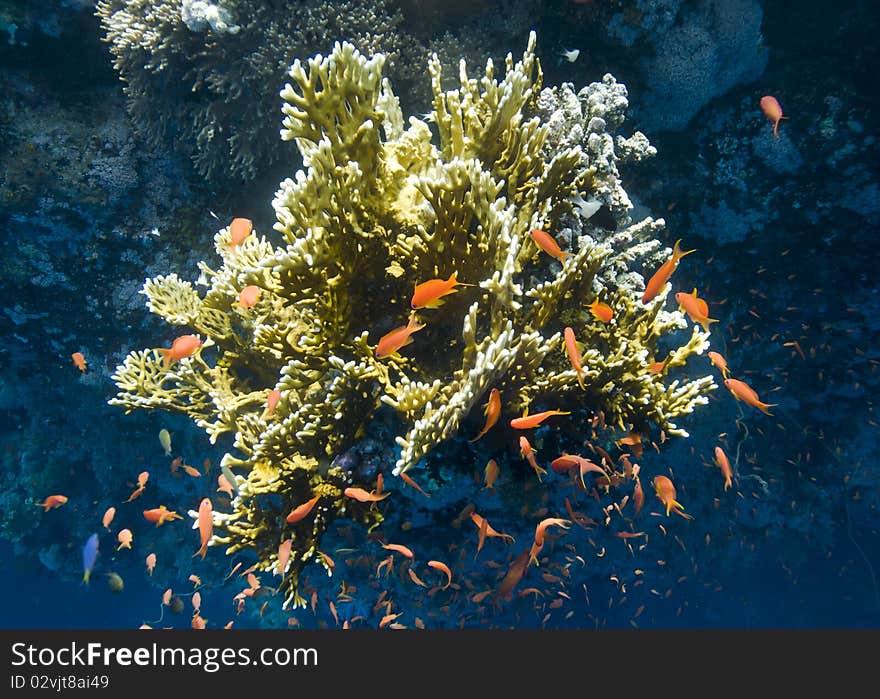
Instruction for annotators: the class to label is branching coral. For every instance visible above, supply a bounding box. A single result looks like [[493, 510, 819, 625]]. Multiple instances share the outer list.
[[110, 32, 715, 607]]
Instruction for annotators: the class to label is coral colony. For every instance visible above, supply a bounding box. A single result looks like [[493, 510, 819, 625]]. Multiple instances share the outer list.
[[110, 33, 718, 610]]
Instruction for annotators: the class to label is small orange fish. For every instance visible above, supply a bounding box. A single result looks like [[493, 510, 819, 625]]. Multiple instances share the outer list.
[[229, 217, 253, 249], [102, 506, 116, 530], [145, 553, 157, 576], [263, 389, 282, 419], [117, 528, 133, 550], [469, 512, 515, 542], [192, 591, 202, 612], [469, 388, 501, 442], [529, 517, 572, 565], [375, 315, 425, 359], [427, 560, 452, 589], [182, 464, 202, 478], [71, 352, 87, 372], [143, 505, 183, 526], [276, 539, 292, 577], [519, 436, 547, 481], [285, 494, 320, 524], [162, 589, 173, 606], [188, 574, 202, 587], [529, 228, 571, 262], [193, 498, 213, 559], [170, 456, 182, 474], [237, 285, 261, 309], [343, 487, 389, 503], [399, 472, 429, 497], [707, 351, 730, 378], [217, 473, 234, 497], [411, 273, 473, 309], [586, 300, 613, 323], [382, 542, 414, 559], [724, 378, 777, 415], [483, 459, 499, 489], [510, 409, 570, 430], [652, 475, 693, 520], [647, 359, 668, 374], [137, 471, 149, 488], [496, 549, 531, 600], [760, 96, 788, 139], [563, 327, 586, 389], [157, 335, 202, 367], [633, 477, 644, 516], [675, 288, 718, 332], [642, 240, 695, 304], [35, 495, 67, 511], [714, 446, 733, 491]]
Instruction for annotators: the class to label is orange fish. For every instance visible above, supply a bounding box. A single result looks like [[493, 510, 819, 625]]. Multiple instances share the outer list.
[[102, 506, 116, 530], [382, 543, 414, 559], [469, 512, 515, 542], [276, 539, 292, 577], [399, 472, 429, 497], [217, 473, 234, 497], [35, 495, 67, 511], [191, 614, 206, 630], [529, 228, 571, 262], [652, 475, 692, 520], [529, 517, 572, 565], [182, 464, 202, 478], [724, 378, 777, 415], [411, 273, 473, 309], [483, 459, 499, 489], [71, 352, 87, 372], [642, 240, 695, 304], [192, 591, 202, 612], [343, 487, 389, 503], [714, 446, 733, 491], [675, 289, 718, 332], [633, 478, 644, 516], [143, 505, 183, 526], [549, 453, 606, 488], [117, 528, 133, 550], [519, 436, 547, 481], [170, 456, 182, 474], [469, 388, 501, 442], [193, 498, 213, 559], [647, 359, 668, 374], [145, 553, 156, 576], [285, 494, 320, 524], [586, 300, 613, 323], [263, 389, 282, 419], [137, 471, 149, 488], [707, 351, 730, 378], [496, 549, 531, 600], [237, 285, 261, 309], [563, 327, 586, 389], [229, 217, 253, 249], [427, 560, 452, 589], [510, 409, 570, 430], [157, 335, 202, 367], [760, 96, 788, 139], [375, 315, 425, 359]]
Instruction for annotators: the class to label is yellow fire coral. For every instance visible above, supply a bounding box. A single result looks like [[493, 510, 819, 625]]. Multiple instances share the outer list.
[[110, 32, 715, 607]]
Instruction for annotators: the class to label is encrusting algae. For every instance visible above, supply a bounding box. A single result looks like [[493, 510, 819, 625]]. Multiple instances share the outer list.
[[109, 33, 715, 608]]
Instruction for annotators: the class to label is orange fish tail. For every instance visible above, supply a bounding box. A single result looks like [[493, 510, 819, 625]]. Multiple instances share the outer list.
[[157, 348, 173, 367], [672, 239, 696, 263], [757, 402, 777, 416]]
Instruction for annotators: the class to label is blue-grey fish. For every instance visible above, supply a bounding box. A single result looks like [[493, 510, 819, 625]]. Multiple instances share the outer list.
[[82, 533, 99, 584]]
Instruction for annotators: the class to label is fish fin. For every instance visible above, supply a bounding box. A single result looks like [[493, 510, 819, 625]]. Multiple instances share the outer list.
[[423, 298, 446, 309]]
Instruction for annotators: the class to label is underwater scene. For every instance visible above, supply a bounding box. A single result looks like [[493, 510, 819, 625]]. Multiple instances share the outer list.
[[1, 0, 878, 630]]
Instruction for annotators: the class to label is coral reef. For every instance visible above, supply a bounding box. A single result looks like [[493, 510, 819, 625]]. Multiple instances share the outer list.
[[109, 33, 715, 607], [607, 0, 768, 132]]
